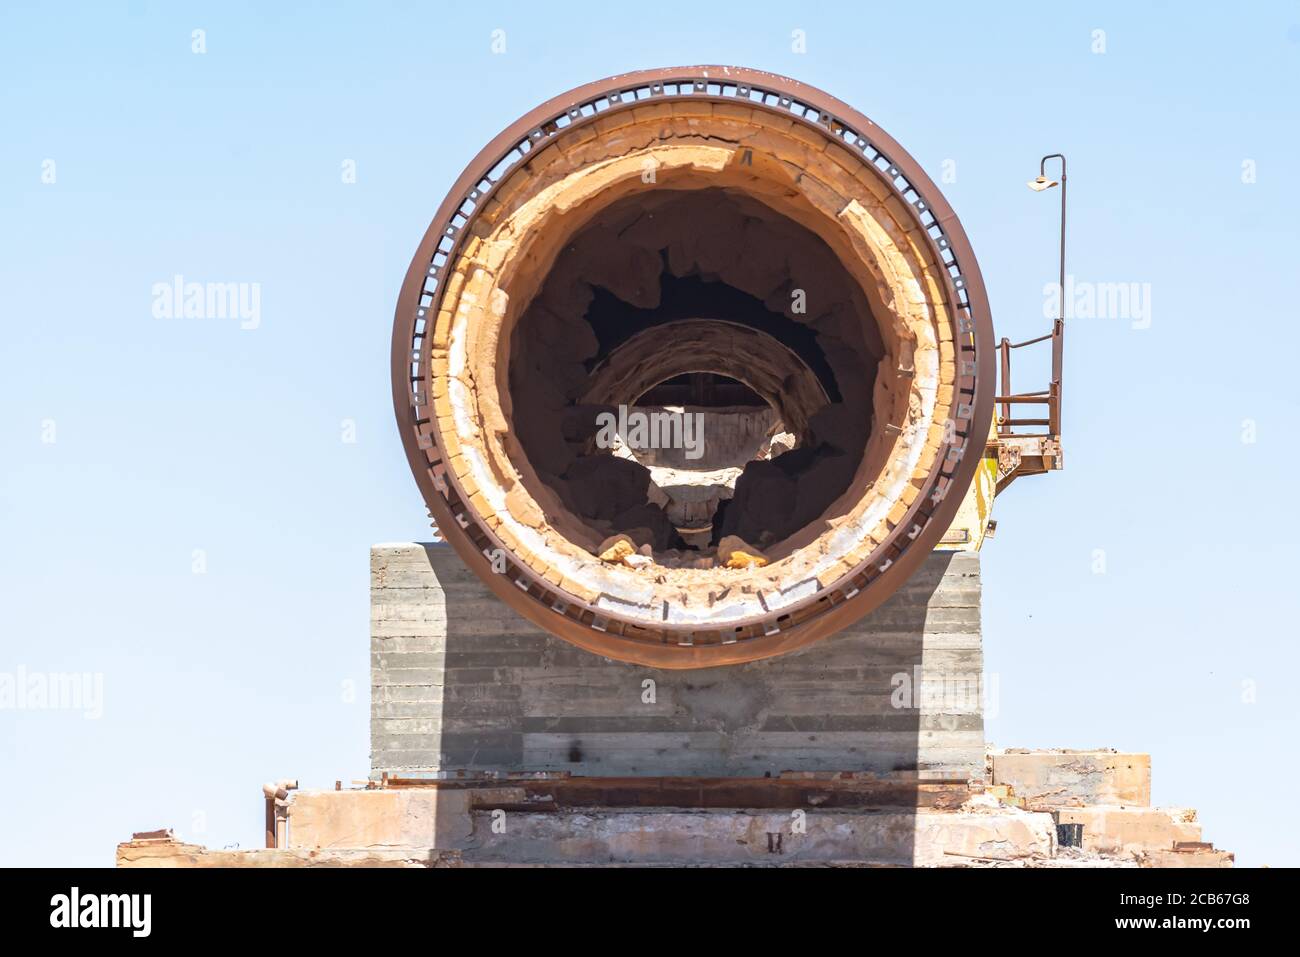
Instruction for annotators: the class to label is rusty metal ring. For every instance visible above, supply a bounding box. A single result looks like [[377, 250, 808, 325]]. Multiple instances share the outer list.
[[391, 66, 995, 668]]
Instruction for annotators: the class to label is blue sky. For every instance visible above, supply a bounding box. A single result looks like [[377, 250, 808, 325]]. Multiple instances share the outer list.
[[2, 1, 1298, 866]]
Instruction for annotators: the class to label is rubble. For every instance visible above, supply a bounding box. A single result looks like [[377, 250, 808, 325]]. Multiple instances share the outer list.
[[718, 535, 769, 569]]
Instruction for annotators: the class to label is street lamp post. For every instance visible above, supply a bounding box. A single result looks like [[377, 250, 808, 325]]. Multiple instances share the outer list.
[[1027, 153, 1067, 436]]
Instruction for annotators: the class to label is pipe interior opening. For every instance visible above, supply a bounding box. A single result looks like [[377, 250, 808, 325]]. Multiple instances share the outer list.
[[507, 186, 888, 566]]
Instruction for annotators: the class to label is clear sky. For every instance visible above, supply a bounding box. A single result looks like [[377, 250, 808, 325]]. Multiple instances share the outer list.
[[2, 1, 1298, 867]]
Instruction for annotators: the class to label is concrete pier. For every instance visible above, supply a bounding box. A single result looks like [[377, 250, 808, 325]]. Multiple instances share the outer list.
[[370, 543, 985, 780]]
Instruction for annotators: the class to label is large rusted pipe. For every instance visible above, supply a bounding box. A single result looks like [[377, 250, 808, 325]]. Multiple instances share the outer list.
[[392, 67, 995, 668]]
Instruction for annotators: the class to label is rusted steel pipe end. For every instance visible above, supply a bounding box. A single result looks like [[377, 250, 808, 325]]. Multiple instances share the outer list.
[[392, 67, 995, 668]]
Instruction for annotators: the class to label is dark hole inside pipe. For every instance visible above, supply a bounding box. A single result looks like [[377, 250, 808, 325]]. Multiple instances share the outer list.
[[508, 188, 881, 562]]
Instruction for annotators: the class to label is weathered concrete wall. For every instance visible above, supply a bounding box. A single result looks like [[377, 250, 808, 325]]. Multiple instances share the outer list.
[[275, 788, 1051, 867], [119, 782, 1230, 868], [119, 794, 1058, 868], [371, 543, 984, 779], [117, 838, 449, 868], [991, 750, 1151, 808], [1054, 806, 1201, 857]]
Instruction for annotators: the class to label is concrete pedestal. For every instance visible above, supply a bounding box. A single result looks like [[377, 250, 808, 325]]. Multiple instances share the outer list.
[[114, 549, 1239, 870], [371, 543, 985, 780]]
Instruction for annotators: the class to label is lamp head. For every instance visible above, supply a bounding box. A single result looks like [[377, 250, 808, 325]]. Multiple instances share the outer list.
[[1027, 175, 1059, 192]]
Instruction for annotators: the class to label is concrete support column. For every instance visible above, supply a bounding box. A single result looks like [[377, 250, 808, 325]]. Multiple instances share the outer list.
[[371, 544, 984, 780]]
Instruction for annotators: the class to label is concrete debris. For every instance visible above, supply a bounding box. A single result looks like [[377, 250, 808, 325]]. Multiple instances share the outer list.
[[597, 536, 636, 563], [718, 534, 769, 569]]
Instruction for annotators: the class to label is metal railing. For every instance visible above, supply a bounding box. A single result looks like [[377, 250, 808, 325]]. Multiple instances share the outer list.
[[996, 317, 1063, 437]]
